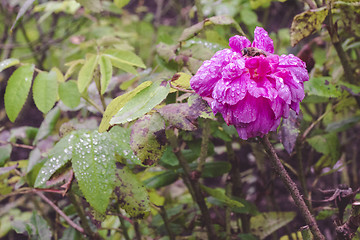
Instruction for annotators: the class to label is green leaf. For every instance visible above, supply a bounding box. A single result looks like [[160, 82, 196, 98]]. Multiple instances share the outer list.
[[130, 113, 167, 166], [326, 115, 360, 133], [304, 77, 342, 99], [290, 8, 328, 46], [72, 130, 116, 213], [0, 58, 20, 72], [113, 167, 150, 218], [307, 132, 341, 162], [110, 80, 170, 125], [77, 54, 99, 93], [99, 55, 113, 95], [99, 81, 152, 132], [29, 211, 52, 240], [76, 0, 102, 12], [0, 144, 11, 167], [250, 212, 296, 239], [108, 126, 141, 165], [59, 80, 81, 109], [201, 185, 244, 209], [4, 64, 34, 122], [33, 106, 61, 145], [159, 146, 179, 168], [103, 49, 146, 68], [202, 161, 231, 178], [34, 133, 75, 187], [32, 70, 58, 114], [11, 0, 35, 32], [143, 171, 179, 189], [114, 0, 130, 8], [64, 59, 85, 79]]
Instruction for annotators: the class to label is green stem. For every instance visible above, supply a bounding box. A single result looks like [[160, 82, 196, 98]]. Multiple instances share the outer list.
[[167, 130, 217, 240], [195, 0, 204, 22], [261, 135, 325, 240], [68, 192, 99, 238], [197, 119, 210, 172], [118, 213, 130, 240], [296, 141, 312, 213], [134, 221, 141, 240], [158, 206, 176, 240]]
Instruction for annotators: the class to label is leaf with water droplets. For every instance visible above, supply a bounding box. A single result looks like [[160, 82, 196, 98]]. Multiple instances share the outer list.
[[113, 167, 150, 218], [4, 64, 35, 122], [71, 130, 116, 213], [0, 58, 20, 72], [130, 113, 167, 166], [108, 126, 141, 165], [110, 80, 170, 125], [34, 133, 76, 187]]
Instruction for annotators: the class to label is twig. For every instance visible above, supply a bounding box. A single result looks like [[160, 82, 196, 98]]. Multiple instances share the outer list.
[[336, 202, 360, 239], [35, 191, 84, 233], [169, 81, 195, 93], [261, 135, 325, 240], [0, 140, 34, 149]]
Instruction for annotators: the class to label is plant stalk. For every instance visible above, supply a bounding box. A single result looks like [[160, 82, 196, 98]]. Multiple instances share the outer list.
[[261, 135, 325, 240], [167, 129, 217, 240]]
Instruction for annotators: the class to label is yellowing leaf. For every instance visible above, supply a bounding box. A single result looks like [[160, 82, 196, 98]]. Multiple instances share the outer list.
[[170, 72, 191, 93], [290, 8, 328, 46]]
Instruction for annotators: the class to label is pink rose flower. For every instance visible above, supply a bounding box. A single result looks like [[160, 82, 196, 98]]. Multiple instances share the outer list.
[[190, 27, 308, 139]]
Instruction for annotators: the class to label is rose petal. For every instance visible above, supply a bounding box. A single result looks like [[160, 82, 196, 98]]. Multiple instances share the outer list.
[[252, 27, 274, 54], [190, 49, 234, 97], [213, 73, 249, 105], [229, 35, 251, 53]]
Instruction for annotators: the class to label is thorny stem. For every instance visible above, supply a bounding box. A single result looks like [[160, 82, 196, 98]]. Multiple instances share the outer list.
[[261, 135, 325, 240], [167, 129, 217, 240]]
